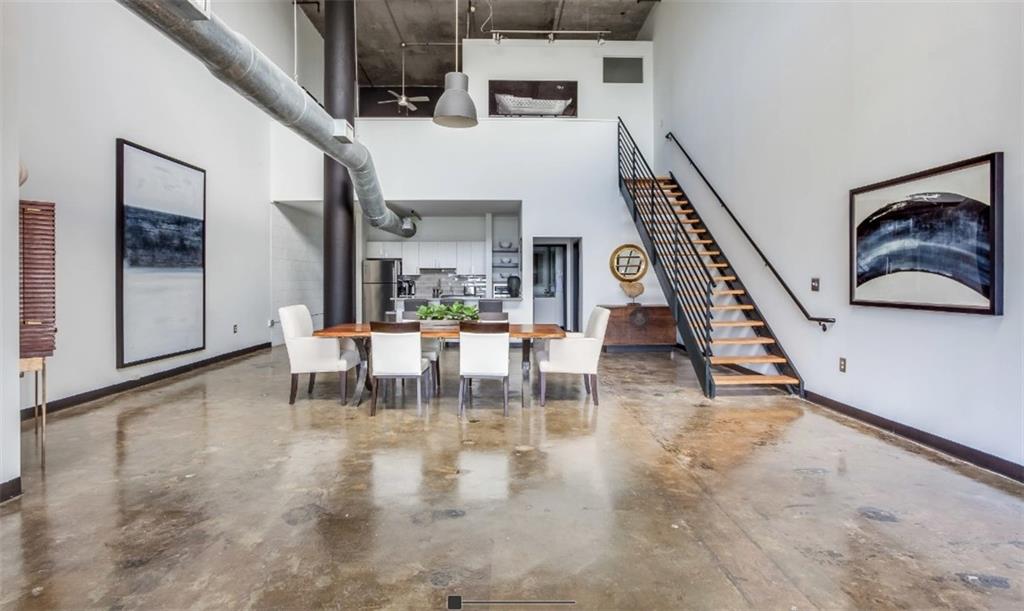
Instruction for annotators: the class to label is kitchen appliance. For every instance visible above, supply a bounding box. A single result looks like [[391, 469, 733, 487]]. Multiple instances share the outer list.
[[398, 278, 415, 297], [362, 259, 401, 322]]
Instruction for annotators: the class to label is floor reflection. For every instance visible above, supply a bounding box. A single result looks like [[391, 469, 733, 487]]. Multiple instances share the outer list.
[[2, 347, 1021, 609]]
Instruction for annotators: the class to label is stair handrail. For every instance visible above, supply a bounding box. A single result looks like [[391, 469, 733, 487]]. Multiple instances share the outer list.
[[665, 132, 836, 332]]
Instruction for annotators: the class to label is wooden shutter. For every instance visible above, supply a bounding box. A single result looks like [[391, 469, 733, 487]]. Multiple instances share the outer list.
[[20, 200, 56, 358]]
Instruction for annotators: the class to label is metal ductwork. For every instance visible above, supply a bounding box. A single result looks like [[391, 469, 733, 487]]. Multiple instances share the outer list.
[[115, 0, 416, 237]]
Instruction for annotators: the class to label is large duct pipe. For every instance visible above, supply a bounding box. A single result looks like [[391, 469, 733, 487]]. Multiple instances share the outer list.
[[115, 0, 415, 237]]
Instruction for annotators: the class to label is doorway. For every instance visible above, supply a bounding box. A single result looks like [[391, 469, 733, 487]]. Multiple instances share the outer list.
[[533, 238, 582, 331]]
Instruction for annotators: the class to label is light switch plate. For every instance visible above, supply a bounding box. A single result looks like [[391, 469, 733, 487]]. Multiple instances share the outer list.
[[811, 277, 820, 292], [839, 357, 847, 373]]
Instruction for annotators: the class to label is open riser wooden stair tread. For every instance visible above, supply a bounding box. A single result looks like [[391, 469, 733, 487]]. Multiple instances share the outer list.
[[712, 374, 800, 386]]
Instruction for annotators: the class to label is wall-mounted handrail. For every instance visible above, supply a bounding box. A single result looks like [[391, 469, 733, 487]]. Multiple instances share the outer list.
[[665, 132, 835, 332]]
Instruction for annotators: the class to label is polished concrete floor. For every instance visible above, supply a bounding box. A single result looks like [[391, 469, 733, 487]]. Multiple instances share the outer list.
[[2, 347, 1022, 609]]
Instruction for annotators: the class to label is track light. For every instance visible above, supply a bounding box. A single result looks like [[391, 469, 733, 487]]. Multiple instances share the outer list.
[[598, 34, 606, 45], [547, 32, 555, 44], [493, 32, 502, 45]]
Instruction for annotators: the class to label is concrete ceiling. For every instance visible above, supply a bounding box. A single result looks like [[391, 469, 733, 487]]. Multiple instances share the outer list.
[[300, 0, 657, 87]]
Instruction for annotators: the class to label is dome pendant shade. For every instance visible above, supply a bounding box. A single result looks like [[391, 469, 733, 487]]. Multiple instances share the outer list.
[[433, 72, 478, 128]]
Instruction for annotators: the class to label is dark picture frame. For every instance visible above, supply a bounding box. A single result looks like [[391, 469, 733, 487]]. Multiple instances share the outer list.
[[488, 80, 578, 117], [849, 153, 1003, 315], [116, 138, 207, 367]]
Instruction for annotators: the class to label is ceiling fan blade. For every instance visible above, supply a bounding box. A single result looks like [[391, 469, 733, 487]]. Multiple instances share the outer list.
[[407, 96, 430, 102], [405, 101, 418, 112], [386, 89, 401, 99], [378, 99, 399, 104]]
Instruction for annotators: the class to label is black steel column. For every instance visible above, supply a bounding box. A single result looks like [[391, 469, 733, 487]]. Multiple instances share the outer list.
[[324, 0, 357, 325]]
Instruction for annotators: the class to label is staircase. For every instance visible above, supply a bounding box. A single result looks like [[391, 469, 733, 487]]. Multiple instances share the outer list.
[[617, 119, 814, 399]]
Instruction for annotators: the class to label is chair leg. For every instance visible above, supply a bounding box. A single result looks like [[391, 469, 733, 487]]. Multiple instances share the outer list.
[[435, 359, 442, 393], [416, 375, 422, 411], [308, 373, 316, 394], [466, 378, 472, 409], [289, 374, 299, 405], [540, 372, 547, 407], [457, 377, 466, 418], [370, 379, 379, 416], [592, 374, 600, 406], [583, 374, 591, 394], [340, 370, 348, 405], [503, 376, 509, 417]]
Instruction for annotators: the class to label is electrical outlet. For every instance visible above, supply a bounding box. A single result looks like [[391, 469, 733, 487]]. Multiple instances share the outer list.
[[839, 357, 847, 373], [268, 319, 275, 328], [811, 277, 820, 292], [233, 324, 238, 334]]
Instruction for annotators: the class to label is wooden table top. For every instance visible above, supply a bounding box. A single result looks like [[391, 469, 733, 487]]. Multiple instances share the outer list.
[[315, 323, 566, 340]]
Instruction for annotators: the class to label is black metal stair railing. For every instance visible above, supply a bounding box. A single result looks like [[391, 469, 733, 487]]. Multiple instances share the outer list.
[[617, 119, 715, 397], [665, 132, 835, 332]]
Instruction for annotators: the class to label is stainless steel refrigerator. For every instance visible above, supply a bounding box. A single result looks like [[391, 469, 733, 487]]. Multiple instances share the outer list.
[[362, 259, 401, 323]]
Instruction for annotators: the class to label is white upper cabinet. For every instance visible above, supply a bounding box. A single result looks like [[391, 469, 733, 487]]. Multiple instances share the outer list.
[[366, 241, 403, 259], [436, 242, 458, 269], [402, 242, 420, 275], [471, 242, 486, 275], [456, 242, 473, 275], [458, 242, 487, 275]]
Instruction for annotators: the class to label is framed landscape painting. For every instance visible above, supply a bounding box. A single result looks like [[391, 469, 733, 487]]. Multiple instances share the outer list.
[[116, 139, 206, 367], [850, 153, 1003, 315]]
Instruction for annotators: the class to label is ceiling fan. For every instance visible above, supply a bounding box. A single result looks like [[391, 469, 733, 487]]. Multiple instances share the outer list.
[[378, 50, 430, 113]]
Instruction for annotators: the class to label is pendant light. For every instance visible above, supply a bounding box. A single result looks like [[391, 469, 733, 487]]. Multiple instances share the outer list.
[[433, 0, 478, 128]]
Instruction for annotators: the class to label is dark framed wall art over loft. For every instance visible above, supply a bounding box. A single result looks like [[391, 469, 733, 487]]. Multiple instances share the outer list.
[[116, 139, 207, 368], [849, 153, 1003, 315], [488, 80, 578, 117]]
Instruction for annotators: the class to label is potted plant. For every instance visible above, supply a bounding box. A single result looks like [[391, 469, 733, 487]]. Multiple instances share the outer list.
[[416, 302, 479, 329]]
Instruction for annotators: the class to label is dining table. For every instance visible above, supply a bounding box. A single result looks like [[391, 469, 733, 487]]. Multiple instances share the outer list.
[[313, 323, 566, 407]]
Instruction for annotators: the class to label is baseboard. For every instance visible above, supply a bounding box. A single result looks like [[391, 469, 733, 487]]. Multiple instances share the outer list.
[[805, 391, 1023, 483], [1, 477, 22, 503], [20, 343, 271, 422]]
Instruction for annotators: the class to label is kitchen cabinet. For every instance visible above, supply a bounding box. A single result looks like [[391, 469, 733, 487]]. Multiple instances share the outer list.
[[365, 241, 402, 259], [457, 241, 487, 275], [437, 242, 457, 268], [402, 242, 420, 275]]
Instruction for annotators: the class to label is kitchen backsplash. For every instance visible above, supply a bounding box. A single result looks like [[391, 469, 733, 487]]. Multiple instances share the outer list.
[[403, 272, 487, 298]]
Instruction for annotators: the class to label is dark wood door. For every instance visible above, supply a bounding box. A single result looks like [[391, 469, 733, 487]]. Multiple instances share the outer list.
[[20, 200, 56, 358]]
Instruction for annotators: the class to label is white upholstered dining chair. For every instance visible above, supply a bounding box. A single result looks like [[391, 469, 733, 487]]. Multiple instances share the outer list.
[[457, 321, 511, 418], [536, 306, 611, 406], [369, 321, 432, 415], [278, 304, 360, 404]]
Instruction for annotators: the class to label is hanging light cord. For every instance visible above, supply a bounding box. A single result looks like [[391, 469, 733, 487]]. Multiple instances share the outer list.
[[454, 0, 459, 72]]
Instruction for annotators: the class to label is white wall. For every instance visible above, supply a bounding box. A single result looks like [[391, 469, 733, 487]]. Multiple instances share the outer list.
[[270, 203, 324, 345], [644, 1, 1024, 465], [1, 3, 21, 488], [9, 0, 315, 410], [356, 118, 667, 324], [463, 39, 655, 158]]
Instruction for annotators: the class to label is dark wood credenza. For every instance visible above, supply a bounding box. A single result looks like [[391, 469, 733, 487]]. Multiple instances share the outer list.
[[600, 304, 676, 350]]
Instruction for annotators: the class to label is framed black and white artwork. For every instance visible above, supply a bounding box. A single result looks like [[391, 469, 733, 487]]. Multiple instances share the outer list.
[[850, 153, 1003, 315], [488, 80, 578, 117], [116, 139, 206, 367]]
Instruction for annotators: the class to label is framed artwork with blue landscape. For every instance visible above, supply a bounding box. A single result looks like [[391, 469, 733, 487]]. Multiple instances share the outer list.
[[116, 139, 206, 367], [850, 153, 1003, 315]]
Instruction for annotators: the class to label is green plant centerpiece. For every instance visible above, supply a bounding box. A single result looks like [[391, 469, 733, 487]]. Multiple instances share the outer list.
[[416, 302, 479, 327]]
